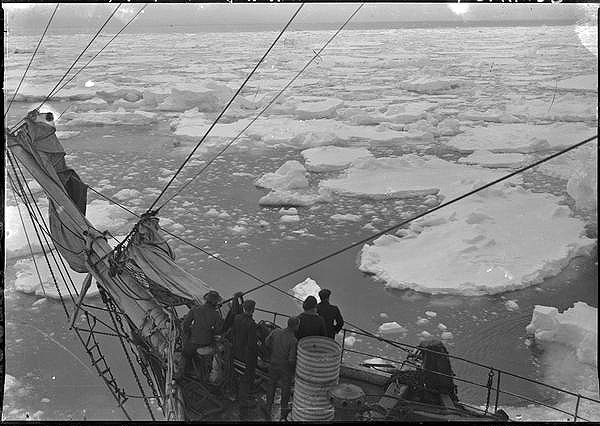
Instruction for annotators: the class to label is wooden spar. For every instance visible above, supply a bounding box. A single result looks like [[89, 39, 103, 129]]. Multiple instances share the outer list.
[[7, 133, 186, 420], [70, 273, 93, 330]]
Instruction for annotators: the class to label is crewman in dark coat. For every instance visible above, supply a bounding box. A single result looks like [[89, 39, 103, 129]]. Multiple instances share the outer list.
[[232, 299, 258, 419], [296, 296, 327, 340], [264, 316, 300, 420], [317, 289, 344, 338], [181, 290, 224, 381]]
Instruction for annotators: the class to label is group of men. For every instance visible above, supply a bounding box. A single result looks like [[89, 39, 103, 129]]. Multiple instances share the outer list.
[[180, 288, 344, 420]]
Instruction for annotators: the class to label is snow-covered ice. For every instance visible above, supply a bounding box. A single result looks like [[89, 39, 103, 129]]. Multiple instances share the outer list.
[[526, 302, 597, 367], [399, 76, 463, 94], [259, 188, 333, 207], [445, 123, 596, 153], [330, 213, 362, 222], [301, 146, 373, 172], [12, 253, 99, 300], [86, 200, 135, 233], [255, 160, 308, 191], [458, 151, 531, 168], [359, 183, 596, 295], [504, 300, 520, 311], [320, 154, 510, 200], [377, 322, 408, 335], [291, 278, 321, 301], [539, 74, 598, 92]]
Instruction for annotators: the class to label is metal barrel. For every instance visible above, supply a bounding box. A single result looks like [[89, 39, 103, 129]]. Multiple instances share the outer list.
[[292, 337, 341, 421]]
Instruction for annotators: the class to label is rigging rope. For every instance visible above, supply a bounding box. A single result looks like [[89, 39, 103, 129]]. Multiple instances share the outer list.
[[155, 3, 365, 211], [56, 4, 149, 120], [8, 4, 122, 133], [4, 3, 60, 118], [145, 3, 306, 214]]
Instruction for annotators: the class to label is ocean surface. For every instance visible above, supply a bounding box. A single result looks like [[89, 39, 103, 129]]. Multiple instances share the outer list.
[[3, 22, 598, 420]]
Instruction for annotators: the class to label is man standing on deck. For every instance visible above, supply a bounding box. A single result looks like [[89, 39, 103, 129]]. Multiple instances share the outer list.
[[264, 316, 300, 421], [296, 296, 327, 340], [181, 290, 224, 381], [232, 299, 258, 419], [317, 289, 344, 339]]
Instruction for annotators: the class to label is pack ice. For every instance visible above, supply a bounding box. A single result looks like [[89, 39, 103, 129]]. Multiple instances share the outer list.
[[359, 184, 596, 295], [301, 146, 373, 172], [526, 302, 597, 367], [445, 123, 596, 153], [320, 154, 510, 200]]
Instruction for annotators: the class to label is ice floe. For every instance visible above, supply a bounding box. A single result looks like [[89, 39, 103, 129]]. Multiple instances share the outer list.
[[399, 76, 463, 94], [504, 300, 520, 311], [458, 150, 531, 168], [330, 213, 362, 222], [290, 97, 344, 120], [359, 183, 596, 295], [113, 188, 143, 201], [259, 188, 333, 207], [320, 154, 509, 200], [505, 94, 598, 123], [86, 200, 135, 233], [377, 322, 408, 335], [539, 74, 598, 92], [62, 108, 157, 127], [291, 277, 321, 301], [445, 123, 596, 153], [5, 204, 51, 260], [526, 302, 597, 367], [255, 160, 308, 191], [12, 253, 99, 300], [301, 146, 373, 172]]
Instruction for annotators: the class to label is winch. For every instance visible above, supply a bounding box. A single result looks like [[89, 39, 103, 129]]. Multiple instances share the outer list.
[[328, 383, 366, 420]]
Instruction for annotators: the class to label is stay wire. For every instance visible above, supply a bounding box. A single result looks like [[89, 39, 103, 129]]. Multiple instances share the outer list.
[[145, 3, 306, 214], [8, 4, 122, 134], [229, 134, 598, 302], [56, 4, 149, 120], [4, 3, 60, 118], [156, 3, 365, 211]]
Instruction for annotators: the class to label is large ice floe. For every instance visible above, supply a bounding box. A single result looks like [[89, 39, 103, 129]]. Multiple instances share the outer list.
[[5, 200, 134, 261], [359, 183, 596, 295], [537, 141, 597, 212], [12, 253, 99, 300], [504, 94, 598, 123], [172, 113, 430, 148], [458, 151, 531, 168], [526, 302, 597, 367], [320, 154, 509, 200], [301, 146, 373, 172], [61, 108, 157, 127], [445, 123, 596, 153], [255, 160, 308, 191]]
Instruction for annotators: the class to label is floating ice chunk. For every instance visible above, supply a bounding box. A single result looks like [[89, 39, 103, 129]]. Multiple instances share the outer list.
[[379, 312, 389, 319], [539, 74, 598, 92], [438, 323, 447, 331], [113, 189, 142, 201], [55, 130, 80, 139], [259, 188, 333, 207], [382, 101, 437, 123], [291, 277, 321, 301], [280, 215, 300, 223], [320, 155, 509, 200], [416, 317, 429, 325], [87, 200, 134, 233], [458, 150, 531, 168], [526, 302, 597, 367], [255, 160, 308, 191], [378, 322, 408, 335], [32, 298, 47, 306], [505, 94, 597, 123], [419, 330, 433, 338], [292, 97, 344, 120], [359, 183, 596, 296], [62, 108, 157, 127], [217, 212, 231, 219], [440, 331, 454, 340], [567, 149, 597, 212], [436, 118, 461, 136], [344, 336, 357, 347], [330, 213, 362, 222], [301, 146, 373, 172], [445, 123, 596, 153], [259, 220, 270, 227], [279, 207, 298, 216], [505, 300, 520, 311], [425, 311, 437, 318], [205, 208, 220, 217], [12, 253, 99, 300]]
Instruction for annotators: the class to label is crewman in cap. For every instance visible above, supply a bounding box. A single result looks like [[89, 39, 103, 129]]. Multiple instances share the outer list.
[[296, 296, 327, 340], [317, 289, 344, 339], [232, 299, 258, 419], [181, 290, 224, 381]]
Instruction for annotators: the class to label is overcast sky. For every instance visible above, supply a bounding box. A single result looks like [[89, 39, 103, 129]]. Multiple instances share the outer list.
[[4, 3, 595, 33]]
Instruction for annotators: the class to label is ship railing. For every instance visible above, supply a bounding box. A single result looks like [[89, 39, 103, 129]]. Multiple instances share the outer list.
[[254, 307, 599, 422]]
